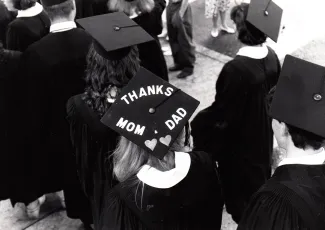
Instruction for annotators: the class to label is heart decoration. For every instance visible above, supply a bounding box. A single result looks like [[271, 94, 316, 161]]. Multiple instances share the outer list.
[[145, 138, 157, 151], [159, 135, 172, 147]]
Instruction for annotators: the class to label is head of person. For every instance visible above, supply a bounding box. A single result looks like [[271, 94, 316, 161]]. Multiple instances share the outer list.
[[266, 87, 325, 152], [83, 44, 140, 117], [41, 0, 76, 23], [108, 0, 155, 16], [2, 0, 35, 11], [231, 3, 267, 46], [113, 125, 192, 183]]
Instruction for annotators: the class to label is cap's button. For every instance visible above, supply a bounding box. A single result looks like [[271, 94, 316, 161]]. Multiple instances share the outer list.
[[149, 108, 156, 114], [264, 10, 269, 16], [314, 94, 322, 101], [114, 26, 120, 31]]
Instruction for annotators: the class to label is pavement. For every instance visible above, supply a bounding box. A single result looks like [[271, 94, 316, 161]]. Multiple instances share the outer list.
[[2, 0, 325, 229]]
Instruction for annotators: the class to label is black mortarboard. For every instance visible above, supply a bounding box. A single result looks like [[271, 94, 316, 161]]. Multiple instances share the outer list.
[[76, 12, 154, 60], [246, 0, 283, 42], [270, 55, 325, 138], [101, 67, 200, 159], [41, 0, 67, 7]]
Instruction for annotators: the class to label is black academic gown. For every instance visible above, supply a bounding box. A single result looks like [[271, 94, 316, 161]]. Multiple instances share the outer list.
[[7, 28, 92, 221], [192, 47, 281, 223], [238, 163, 325, 230], [75, 0, 94, 19], [99, 151, 224, 230], [0, 44, 21, 200], [66, 94, 120, 223], [6, 10, 50, 51]]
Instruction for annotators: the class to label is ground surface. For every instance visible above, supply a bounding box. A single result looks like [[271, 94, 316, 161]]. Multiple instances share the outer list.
[[2, 0, 325, 229]]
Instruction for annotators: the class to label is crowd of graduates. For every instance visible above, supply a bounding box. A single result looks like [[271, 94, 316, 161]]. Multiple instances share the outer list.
[[1, 0, 325, 229]]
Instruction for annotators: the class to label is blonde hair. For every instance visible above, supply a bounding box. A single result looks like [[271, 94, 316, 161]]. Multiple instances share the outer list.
[[108, 0, 155, 16], [112, 128, 189, 183]]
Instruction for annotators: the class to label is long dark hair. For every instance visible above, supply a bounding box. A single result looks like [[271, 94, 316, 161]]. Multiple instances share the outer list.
[[82, 43, 140, 117]]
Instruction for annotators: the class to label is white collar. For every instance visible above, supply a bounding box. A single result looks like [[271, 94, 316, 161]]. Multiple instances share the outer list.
[[279, 148, 325, 167], [237, 44, 268, 59], [50, 21, 77, 33], [17, 2, 43, 18], [137, 152, 191, 189]]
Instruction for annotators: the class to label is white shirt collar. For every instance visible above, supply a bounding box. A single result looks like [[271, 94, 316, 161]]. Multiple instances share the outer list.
[[237, 44, 268, 59], [50, 21, 77, 33], [278, 148, 325, 167], [17, 2, 43, 18], [137, 152, 191, 189]]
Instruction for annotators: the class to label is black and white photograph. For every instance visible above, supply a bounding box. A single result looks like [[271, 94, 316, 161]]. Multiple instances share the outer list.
[[1, 0, 325, 229]]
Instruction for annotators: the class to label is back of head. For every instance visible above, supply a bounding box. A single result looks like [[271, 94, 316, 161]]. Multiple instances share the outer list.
[[42, 0, 75, 22], [113, 127, 190, 183], [83, 43, 140, 117], [231, 3, 267, 46], [267, 87, 325, 151], [8, 0, 36, 10]]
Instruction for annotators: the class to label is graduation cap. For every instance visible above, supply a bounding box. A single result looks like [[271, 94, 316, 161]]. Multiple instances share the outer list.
[[270, 55, 325, 138], [246, 0, 283, 42], [76, 12, 154, 60], [41, 0, 67, 7], [101, 67, 200, 159]]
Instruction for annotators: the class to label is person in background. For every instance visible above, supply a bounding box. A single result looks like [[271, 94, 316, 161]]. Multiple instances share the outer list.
[[0, 1, 16, 46], [67, 13, 164, 229], [6, 0, 93, 225], [4, 0, 50, 51], [238, 56, 325, 230], [166, 0, 195, 79], [191, 1, 282, 223], [205, 0, 235, 37], [99, 66, 224, 229], [108, 0, 169, 81]]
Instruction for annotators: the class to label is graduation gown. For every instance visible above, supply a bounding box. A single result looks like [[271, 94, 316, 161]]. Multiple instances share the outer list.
[[238, 163, 325, 230], [66, 94, 120, 223], [0, 44, 21, 200], [6, 10, 50, 51], [7, 28, 92, 217], [192, 46, 281, 223], [97, 152, 223, 230]]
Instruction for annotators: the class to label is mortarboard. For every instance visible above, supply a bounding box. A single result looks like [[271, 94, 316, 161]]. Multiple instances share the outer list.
[[101, 67, 200, 159], [41, 0, 67, 7], [246, 0, 283, 42], [270, 55, 325, 138], [76, 12, 154, 60]]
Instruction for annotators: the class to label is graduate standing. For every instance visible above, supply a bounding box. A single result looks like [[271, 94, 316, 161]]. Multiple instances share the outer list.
[[238, 56, 325, 230], [5, 0, 50, 51], [99, 67, 224, 230], [191, 0, 282, 223], [67, 12, 152, 227], [6, 0, 93, 223]]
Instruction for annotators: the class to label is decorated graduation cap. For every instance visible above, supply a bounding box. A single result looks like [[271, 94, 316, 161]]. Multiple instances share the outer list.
[[101, 67, 200, 159], [76, 12, 154, 60], [246, 0, 283, 42], [41, 0, 67, 7], [270, 55, 325, 138]]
